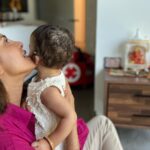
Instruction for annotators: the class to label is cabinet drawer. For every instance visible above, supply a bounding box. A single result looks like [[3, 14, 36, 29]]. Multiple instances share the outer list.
[[107, 84, 150, 126]]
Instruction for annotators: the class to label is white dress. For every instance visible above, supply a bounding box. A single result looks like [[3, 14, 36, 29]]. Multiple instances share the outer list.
[[26, 71, 66, 150]]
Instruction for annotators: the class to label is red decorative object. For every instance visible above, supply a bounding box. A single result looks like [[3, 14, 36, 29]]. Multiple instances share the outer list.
[[63, 48, 94, 86]]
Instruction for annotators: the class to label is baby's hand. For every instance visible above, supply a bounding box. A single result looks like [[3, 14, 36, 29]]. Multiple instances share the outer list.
[[32, 139, 52, 150], [22, 101, 32, 112], [26, 103, 32, 112]]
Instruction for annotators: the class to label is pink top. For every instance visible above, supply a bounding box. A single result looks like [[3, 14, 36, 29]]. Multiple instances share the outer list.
[[0, 103, 36, 150], [77, 118, 89, 150], [0, 103, 88, 150]]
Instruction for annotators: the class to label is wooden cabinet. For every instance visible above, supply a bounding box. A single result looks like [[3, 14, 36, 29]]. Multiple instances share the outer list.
[[104, 69, 150, 128]]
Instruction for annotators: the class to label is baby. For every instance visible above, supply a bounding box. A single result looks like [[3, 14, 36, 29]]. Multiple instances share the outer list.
[[26, 25, 77, 150]]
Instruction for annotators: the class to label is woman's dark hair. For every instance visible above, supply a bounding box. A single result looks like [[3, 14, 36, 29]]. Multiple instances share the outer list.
[[31, 24, 75, 68], [0, 80, 8, 114]]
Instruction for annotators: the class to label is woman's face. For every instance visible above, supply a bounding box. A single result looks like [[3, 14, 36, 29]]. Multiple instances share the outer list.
[[0, 34, 35, 77]]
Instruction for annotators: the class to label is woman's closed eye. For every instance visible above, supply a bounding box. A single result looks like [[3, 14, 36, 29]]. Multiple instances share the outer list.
[[4, 38, 7, 43], [3, 37, 11, 45]]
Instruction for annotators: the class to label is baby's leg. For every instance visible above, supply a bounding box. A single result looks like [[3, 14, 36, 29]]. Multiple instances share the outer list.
[[83, 115, 123, 150]]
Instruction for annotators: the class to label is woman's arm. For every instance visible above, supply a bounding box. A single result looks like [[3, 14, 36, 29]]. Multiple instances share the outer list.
[[64, 82, 80, 150], [65, 123, 79, 150]]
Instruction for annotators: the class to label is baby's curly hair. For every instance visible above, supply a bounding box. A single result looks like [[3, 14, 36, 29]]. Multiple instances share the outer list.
[[31, 25, 75, 68]]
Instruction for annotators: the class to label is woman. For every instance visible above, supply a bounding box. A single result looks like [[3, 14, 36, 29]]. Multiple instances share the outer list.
[[0, 33, 123, 150], [0, 33, 36, 150]]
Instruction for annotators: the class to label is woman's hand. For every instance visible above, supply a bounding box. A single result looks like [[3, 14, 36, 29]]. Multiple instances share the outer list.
[[32, 139, 52, 150], [64, 82, 80, 150]]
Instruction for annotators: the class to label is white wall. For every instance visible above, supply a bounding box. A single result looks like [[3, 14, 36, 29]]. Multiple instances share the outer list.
[[0, 25, 37, 53], [95, 0, 150, 115]]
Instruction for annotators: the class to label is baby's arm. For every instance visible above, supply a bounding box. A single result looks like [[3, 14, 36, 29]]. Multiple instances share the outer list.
[[41, 86, 77, 148]]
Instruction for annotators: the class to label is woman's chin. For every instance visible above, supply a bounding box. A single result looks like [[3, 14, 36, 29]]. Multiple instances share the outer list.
[[20, 56, 36, 80], [25, 57, 36, 69]]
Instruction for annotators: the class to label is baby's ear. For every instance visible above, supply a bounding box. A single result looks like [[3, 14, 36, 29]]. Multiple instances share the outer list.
[[34, 55, 40, 65]]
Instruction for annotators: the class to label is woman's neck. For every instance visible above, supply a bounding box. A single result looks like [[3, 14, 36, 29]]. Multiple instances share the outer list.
[[37, 66, 61, 80], [2, 75, 24, 106]]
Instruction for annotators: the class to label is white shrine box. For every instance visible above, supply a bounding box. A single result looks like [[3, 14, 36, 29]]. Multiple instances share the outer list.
[[124, 40, 150, 72]]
